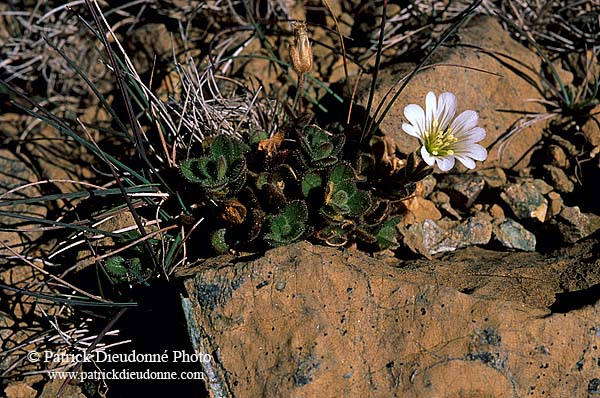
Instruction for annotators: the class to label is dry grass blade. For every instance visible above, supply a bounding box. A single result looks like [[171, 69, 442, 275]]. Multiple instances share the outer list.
[[0, 241, 108, 303]]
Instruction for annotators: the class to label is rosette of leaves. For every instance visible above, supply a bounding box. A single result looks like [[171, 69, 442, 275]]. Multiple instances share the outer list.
[[316, 200, 400, 251], [264, 200, 309, 247], [103, 232, 155, 284], [180, 135, 249, 198], [312, 162, 401, 250], [320, 162, 372, 220], [355, 206, 401, 250], [104, 255, 148, 284], [372, 216, 401, 249], [297, 124, 345, 170]]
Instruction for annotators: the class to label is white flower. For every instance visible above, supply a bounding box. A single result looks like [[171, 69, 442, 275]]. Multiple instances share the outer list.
[[402, 91, 487, 171]]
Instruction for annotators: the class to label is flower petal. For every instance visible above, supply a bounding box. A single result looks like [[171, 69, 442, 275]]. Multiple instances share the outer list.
[[436, 156, 455, 171], [454, 143, 487, 161], [436, 92, 457, 130], [425, 92, 437, 129], [455, 155, 476, 169], [404, 104, 425, 132], [457, 127, 486, 142], [450, 110, 478, 134], [402, 123, 423, 139], [420, 145, 435, 166]]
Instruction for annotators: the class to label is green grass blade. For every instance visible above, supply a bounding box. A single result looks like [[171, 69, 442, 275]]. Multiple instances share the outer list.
[[0, 186, 158, 208], [0, 210, 122, 237], [0, 283, 137, 307]]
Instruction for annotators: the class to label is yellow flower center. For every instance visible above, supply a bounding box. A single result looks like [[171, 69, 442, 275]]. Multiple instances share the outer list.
[[424, 120, 458, 157]]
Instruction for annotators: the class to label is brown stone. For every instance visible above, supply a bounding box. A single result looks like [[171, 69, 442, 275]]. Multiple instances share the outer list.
[[531, 178, 554, 195], [3, 382, 37, 398], [419, 174, 437, 198], [489, 203, 505, 220], [543, 165, 575, 193], [582, 105, 600, 147], [0, 265, 46, 319], [546, 191, 563, 220], [0, 150, 47, 256], [477, 167, 507, 188], [430, 191, 462, 220], [39, 379, 85, 398], [398, 196, 442, 226], [127, 23, 172, 74], [547, 144, 570, 168]]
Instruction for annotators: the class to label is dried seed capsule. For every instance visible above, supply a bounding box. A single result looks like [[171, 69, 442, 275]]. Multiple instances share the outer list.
[[289, 21, 313, 74]]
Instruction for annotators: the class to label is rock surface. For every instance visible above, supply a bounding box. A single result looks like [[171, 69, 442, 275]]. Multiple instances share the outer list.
[[354, 16, 547, 170], [543, 164, 575, 193], [436, 173, 485, 209], [3, 382, 37, 398], [500, 180, 548, 222], [551, 206, 600, 243], [492, 217, 536, 251], [180, 240, 600, 397], [401, 215, 492, 258]]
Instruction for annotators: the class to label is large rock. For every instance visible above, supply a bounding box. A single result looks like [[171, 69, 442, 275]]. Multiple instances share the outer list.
[[354, 16, 547, 170], [180, 240, 600, 397]]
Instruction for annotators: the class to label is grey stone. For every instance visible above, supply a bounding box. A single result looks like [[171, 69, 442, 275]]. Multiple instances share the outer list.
[[493, 218, 536, 251], [402, 216, 492, 258], [437, 174, 486, 209], [500, 181, 548, 222]]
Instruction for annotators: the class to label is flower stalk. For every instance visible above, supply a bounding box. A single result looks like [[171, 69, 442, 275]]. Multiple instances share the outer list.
[[290, 21, 313, 111]]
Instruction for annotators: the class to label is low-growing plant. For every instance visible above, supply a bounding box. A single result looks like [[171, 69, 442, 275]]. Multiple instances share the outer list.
[[176, 117, 439, 254], [0, 0, 495, 310]]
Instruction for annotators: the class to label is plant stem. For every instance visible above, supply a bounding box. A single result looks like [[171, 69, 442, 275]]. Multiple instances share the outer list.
[[360, 0, 388, 144], [294, 72, 305, 112]]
